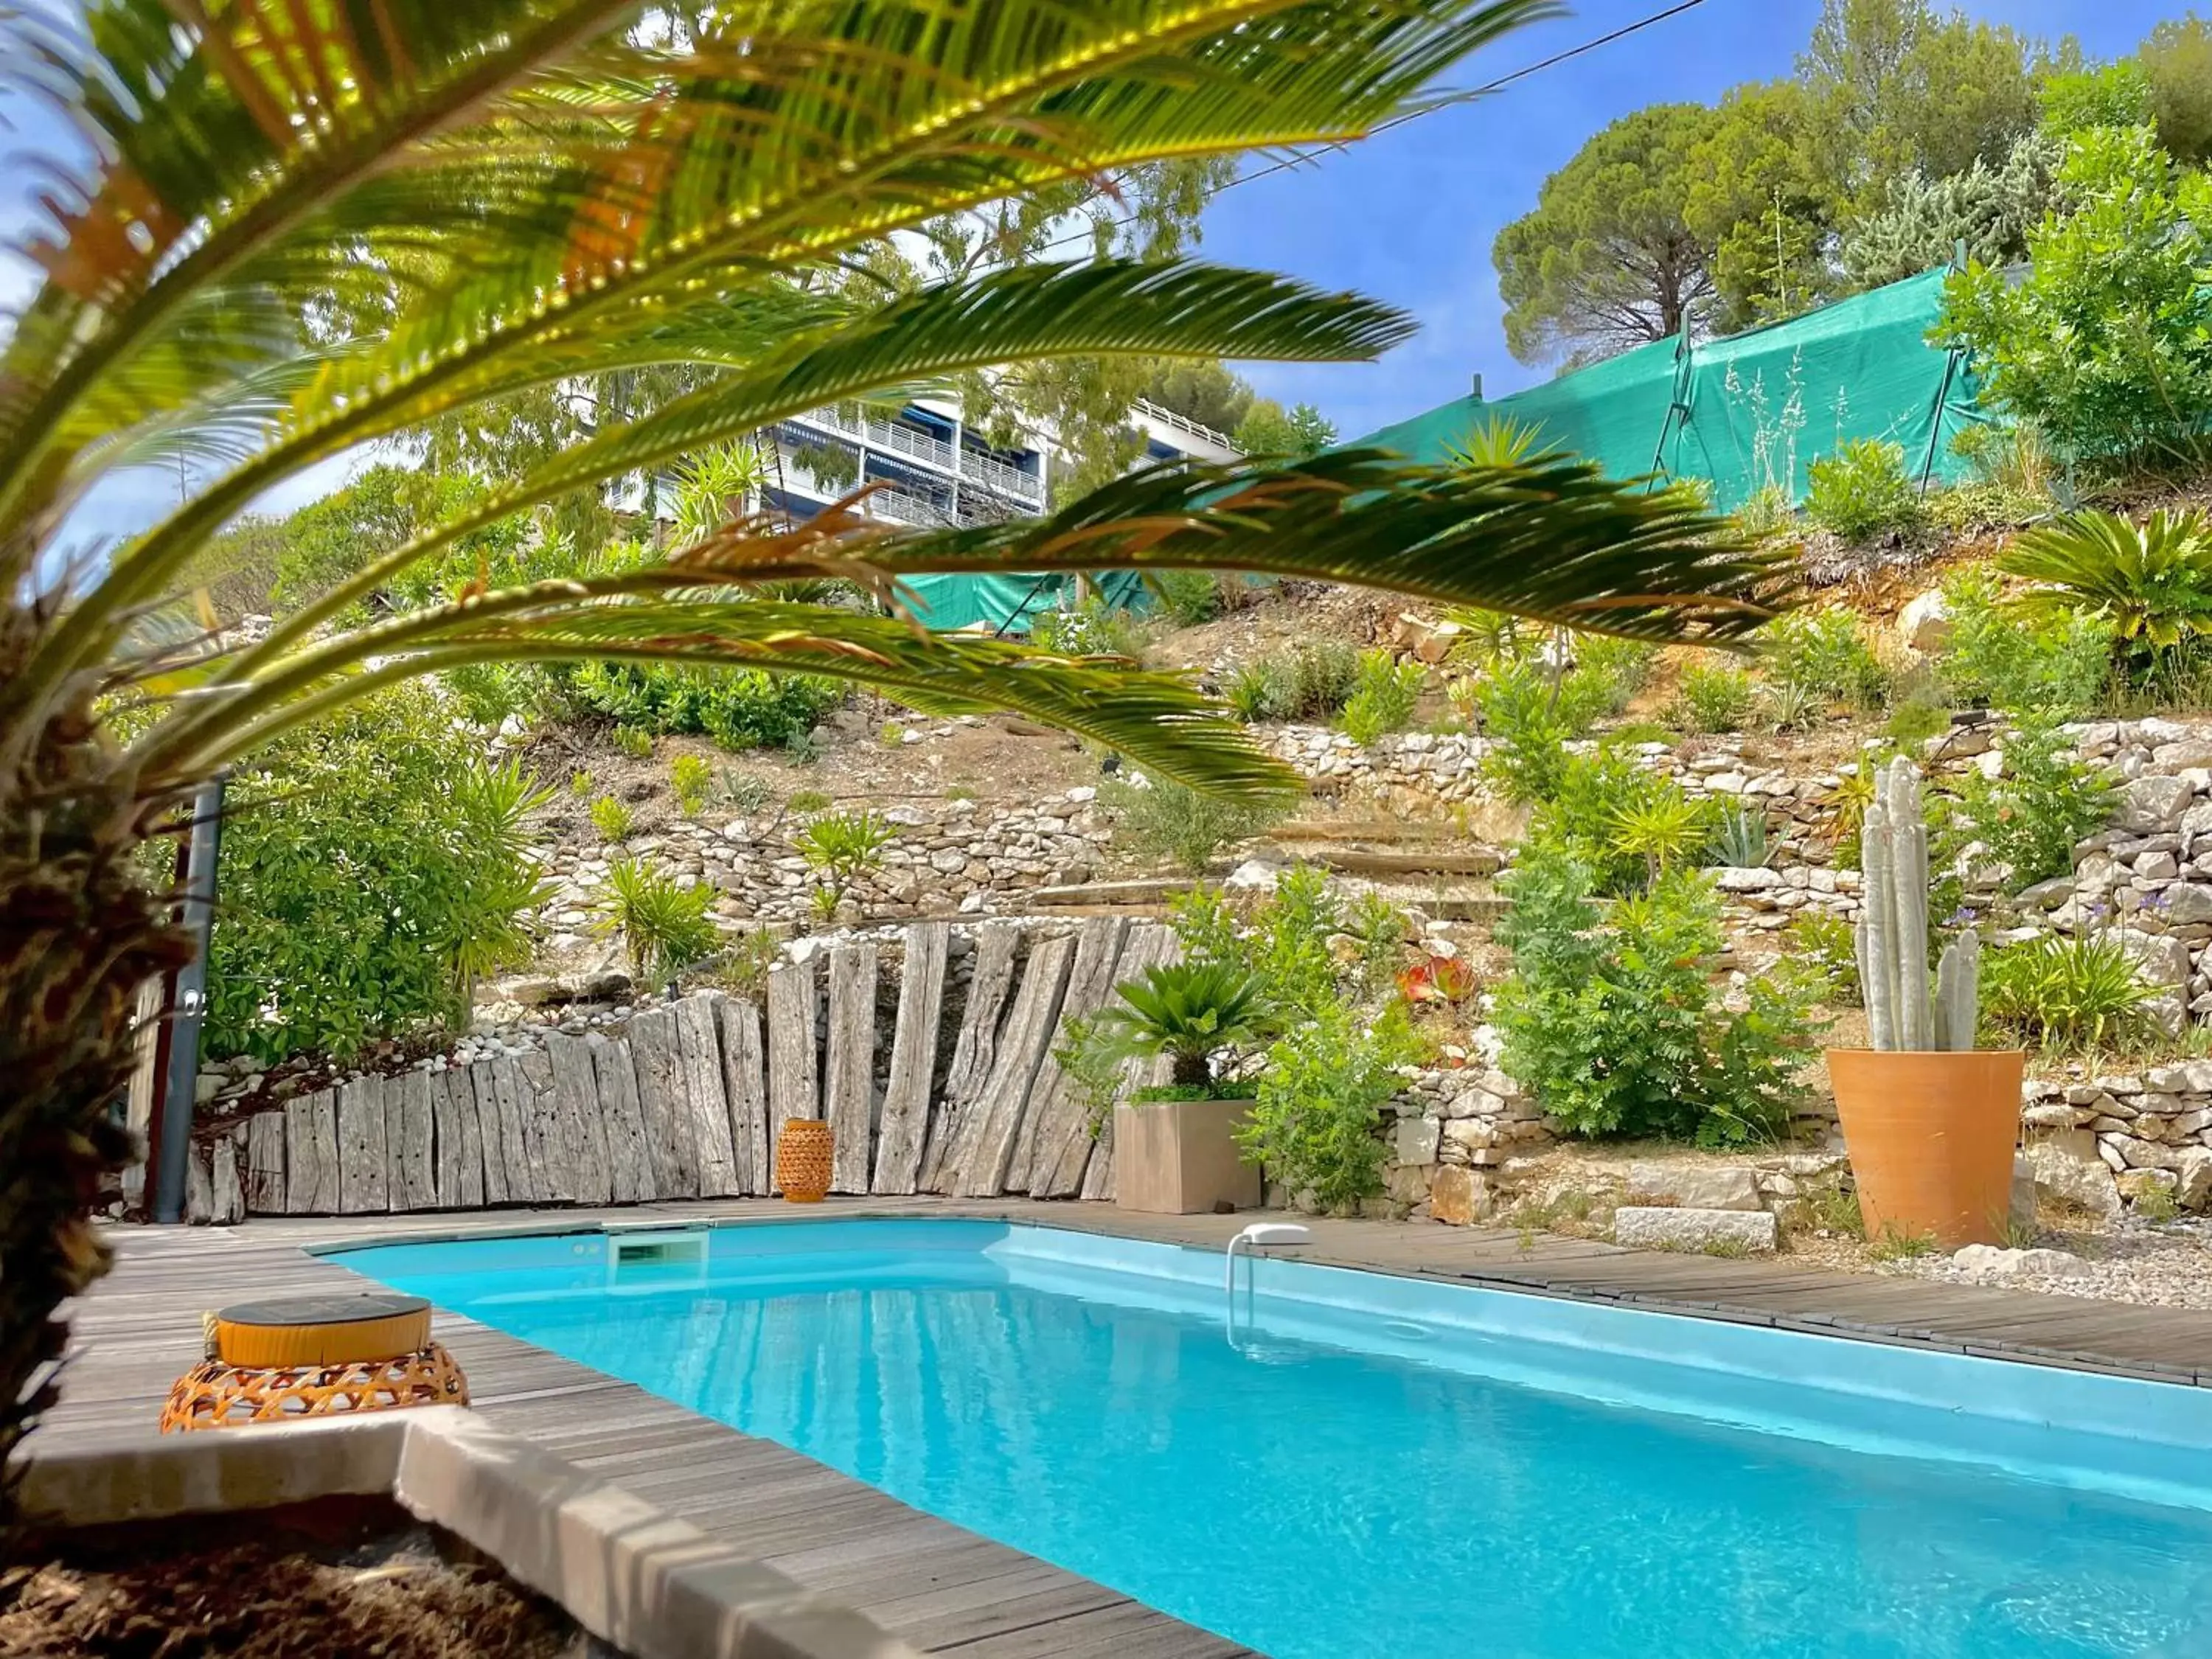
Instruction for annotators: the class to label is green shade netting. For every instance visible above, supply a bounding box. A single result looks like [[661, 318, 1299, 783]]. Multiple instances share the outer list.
[[913, 271, 1985, 632], [1352, 268, 1989, 512]]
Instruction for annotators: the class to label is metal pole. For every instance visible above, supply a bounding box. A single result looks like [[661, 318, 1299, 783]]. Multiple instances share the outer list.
[[153, 775, 225, 1223], [1917, 238, 1972, 498]]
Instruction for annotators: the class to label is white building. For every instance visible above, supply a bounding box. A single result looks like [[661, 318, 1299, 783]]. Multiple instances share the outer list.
[[755, 394, 1240, 529]]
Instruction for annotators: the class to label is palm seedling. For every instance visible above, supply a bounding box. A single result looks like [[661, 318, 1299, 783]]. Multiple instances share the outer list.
[[1093, 961, 1281, 1092], [0, 0, 1789, 1505]]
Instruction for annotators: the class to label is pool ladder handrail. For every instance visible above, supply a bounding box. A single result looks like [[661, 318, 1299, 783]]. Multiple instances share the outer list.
[[1225, 1222, 1312, 1349]]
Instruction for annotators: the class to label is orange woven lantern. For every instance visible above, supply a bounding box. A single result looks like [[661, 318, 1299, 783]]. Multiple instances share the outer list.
[[776, 1117, 833, 1202]]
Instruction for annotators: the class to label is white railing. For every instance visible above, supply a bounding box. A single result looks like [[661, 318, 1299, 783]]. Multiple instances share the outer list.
[[862, 416, 959, 472], [959, 449, 1043, 503], [1133, 396, 1239, 453], [789, 403, 862, 439], [867, 487, 940, 526]]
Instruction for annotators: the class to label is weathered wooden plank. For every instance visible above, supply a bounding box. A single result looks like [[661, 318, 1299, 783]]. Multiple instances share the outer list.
[[627, 1006, 700, 1200], [470, 1060, 515, 1206], [871, 923, 948, 1196], [432, 1068, 486, 1209], [283, 1093, 320, 1214], [1009, 917, 1129, 1196], [546, 1033, 613, 1205], [335, 1075, 389, 1214], [824, 944, 877, 1194], [244, 1110, 286, 1214], [949, 934, 1077, 1198], [385, 1070, 438, 1211], [717, 998, 770, 1197], [678, 993, 741, 1197], [1080, 929, 1181, 1203], [766, 959, 818, 1123], [208, 1124, 246, 1224], [305, 1089, 341, 1213], [120, 977, 164, 1211], [1030, 919, 1167, 1198], [589, 1034, 657, 1204], [918, 922, 1018, 1192], [517, 1049, 573, 1203]]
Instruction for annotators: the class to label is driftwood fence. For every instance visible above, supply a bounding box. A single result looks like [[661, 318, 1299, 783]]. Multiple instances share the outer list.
[[183, 917, 1177, 1223]]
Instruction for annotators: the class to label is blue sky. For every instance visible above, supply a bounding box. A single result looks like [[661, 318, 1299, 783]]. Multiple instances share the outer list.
[[1208, 0, 2188, 441]]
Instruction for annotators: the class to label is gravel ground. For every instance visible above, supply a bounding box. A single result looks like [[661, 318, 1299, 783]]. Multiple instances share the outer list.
[[1873, 1219, 2212, 1310]]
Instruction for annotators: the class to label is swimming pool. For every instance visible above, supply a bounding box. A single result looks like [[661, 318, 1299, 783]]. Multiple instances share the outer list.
[[338, 1219, 2212, 1658]]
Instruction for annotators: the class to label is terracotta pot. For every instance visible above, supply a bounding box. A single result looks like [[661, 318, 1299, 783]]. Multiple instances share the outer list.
[[1826, 1048, 2023, 1248], [1113, 1098, 1262, 1215], [775, 1118, 834, 1203]]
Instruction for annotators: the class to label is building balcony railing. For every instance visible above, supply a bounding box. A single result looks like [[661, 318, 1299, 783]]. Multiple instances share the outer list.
[[787, 403, 1045, 505], [1133, 396, 1238, 453]]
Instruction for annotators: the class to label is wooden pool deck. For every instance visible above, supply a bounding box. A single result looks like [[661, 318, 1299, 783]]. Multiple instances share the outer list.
[[30, 1200, 2212, 1655]]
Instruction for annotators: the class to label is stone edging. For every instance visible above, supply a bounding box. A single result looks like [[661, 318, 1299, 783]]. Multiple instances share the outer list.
[[17, 1407, 914, 1659]]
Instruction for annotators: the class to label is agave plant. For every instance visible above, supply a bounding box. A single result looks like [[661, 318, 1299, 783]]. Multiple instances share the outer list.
[[1094, 961, 1281, 1090], [2002, 509, 2212, 653], [0, 0, 1790, 1498]]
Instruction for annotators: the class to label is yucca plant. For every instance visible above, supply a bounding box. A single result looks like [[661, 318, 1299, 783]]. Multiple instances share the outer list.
[[599, 858, 722, 987], [1981, 933, 2161, 1056], [1094, 961, 1281, 1092], [0, 0, 1790, 1500], [2002, 509, 2212, 668]]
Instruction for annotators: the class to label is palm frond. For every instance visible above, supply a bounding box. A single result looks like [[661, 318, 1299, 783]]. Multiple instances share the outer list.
[[147, 599, 1299, 798]]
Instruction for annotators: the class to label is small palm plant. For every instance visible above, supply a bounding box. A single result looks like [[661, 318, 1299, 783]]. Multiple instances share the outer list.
[[793, 807, 897, 920], [1093, 961, 1281, 1093], [599, 858, 722, 987], [2003, 509, 2212, 664]]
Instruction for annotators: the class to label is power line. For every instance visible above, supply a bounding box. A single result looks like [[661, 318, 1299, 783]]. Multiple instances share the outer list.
[[1033, 0, 1714, 259]]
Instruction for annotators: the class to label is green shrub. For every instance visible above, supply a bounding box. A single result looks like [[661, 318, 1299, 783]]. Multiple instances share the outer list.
[[1571, 633, 1659, 712], [1225, 659, 1293, 723], [1938, 568, 2111, 716], [1938, 125, 2212, 473], [2001, 509, 2212, 687], [1493, 853, 1821, 1147], [1169, 865, 1347, 1020], [600, 858, 721, 984], [1100, 776, 1290, 875], [1883, 696, 1950, 748], [611, 725, 654, 759], [1239, 1001, 1422, 1213], [787, 788, 832, 814], [1095, 961, 1280, 1091], [1733, 482, 1798, 540], [1031, 594, 1150, 658], [1947, 713, 2117, 893], [879, 720, 906, 748], [205, 688, 553, 1063], [1805, 439, 1924, 543], [571, 659, 841, 752], [589, 793, 635, 842], [793, 807, 895, 914], [1154, 570, 1222, 627], [1982, 933, 2160, 1053], [1673, 663, 1756, 733], [568, 768, 594, 796], [1758, 608, 1888, 709], [1527, 748, 1700, 897], [1338, 650, 1426, 744], [1787, 909, 1860, 1001], [670, 754, 714, 816], [1472, 657, 1613, 804], [1284, 639, 1362, 720]]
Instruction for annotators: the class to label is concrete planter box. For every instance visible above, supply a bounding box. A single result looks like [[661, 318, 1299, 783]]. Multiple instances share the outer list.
[[17, 1408, 913, 1659], [1113, 1096, 1262, 1214]]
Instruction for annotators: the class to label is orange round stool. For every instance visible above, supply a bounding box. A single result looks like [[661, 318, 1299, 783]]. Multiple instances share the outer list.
[[160, 1293, 468, 1433]]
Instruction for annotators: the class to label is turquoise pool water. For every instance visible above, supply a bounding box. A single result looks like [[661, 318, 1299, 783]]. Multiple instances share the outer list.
[[338, 1220, 2212, 1658]]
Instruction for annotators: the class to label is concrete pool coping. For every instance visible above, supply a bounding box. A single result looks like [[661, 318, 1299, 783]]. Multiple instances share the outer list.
[[24, 1197, 2212, 1657]]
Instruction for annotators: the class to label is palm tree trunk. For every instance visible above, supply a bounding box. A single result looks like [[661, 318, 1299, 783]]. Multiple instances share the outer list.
[[1, 692, 195, 1537]]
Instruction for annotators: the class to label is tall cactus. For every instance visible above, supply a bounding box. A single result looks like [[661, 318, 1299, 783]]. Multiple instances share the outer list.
[[1853, 756, 1978, 1051]]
